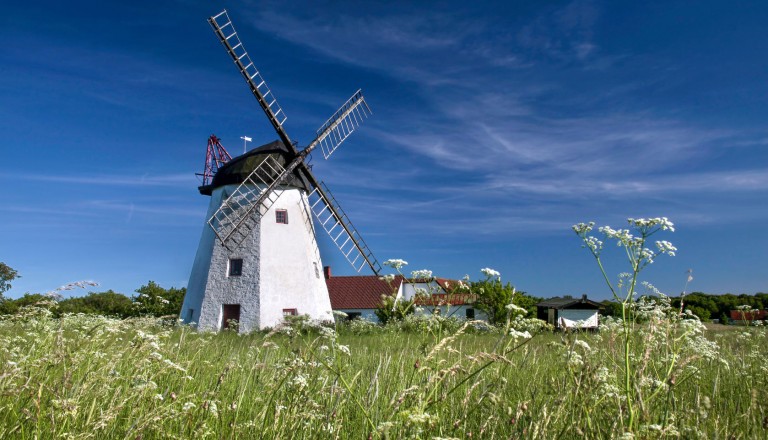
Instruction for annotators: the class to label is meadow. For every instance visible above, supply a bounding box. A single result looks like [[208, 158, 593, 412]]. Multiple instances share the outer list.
[[1, 304, 766, 439]]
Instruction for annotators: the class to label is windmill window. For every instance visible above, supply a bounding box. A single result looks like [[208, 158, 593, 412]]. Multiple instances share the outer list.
[[313, 262, 320, 278], [228, 258, 243, 277], [275, 209, 288, 224], [283, 308, 298, 316], [466, 308, 475, 319]]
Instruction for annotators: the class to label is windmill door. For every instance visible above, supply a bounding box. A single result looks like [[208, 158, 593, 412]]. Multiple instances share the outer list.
[[221, 304, 241, 331]]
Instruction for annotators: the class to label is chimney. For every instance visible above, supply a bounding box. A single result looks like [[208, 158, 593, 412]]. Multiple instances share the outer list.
[[323, 266, 332, 279]]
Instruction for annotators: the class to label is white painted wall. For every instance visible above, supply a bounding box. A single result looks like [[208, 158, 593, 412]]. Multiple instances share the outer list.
[[558, 309, 599, 329], [335, 308, 378, 322], [258, 188, 332, 328]]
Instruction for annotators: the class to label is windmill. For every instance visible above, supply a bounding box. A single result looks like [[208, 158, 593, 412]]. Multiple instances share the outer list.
[[180, 10, 382, 332]]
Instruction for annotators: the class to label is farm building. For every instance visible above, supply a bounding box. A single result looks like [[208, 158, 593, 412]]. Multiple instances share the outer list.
[[728, 309, 767, 322], [536, 295, 603, 330], [324, 267, 483, 322]]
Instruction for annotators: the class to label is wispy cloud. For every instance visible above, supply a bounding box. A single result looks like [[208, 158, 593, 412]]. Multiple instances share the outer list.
[[1, 173, 194, 187]]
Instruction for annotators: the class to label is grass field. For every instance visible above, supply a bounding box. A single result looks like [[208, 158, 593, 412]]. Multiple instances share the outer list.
[[1, 304, 766, 439]]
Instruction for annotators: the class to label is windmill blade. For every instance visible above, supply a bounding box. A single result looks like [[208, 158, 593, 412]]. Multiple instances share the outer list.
[[208, 10, 294, 150], [307, 182, 382, 275], [305, 90, 371, 160], [208, 154, 295, 244]]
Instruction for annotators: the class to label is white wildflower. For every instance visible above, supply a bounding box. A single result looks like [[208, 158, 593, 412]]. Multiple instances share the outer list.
[[655, 240, 677, 256], [411, 269, 433, 280], [509, 329, 531, 339], [183, 402, 196, 411], [480, 267, 501, 279], [383, 259, 408, 270], [337, 345, 351, 356], [506, 303, 527, 314]]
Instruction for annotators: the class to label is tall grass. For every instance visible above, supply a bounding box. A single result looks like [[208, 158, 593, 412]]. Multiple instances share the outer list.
[[1, 303, 766, 439]]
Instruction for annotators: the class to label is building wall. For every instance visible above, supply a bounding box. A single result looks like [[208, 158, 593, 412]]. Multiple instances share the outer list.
[[558, 309, 599, 328], [336, 308, 378, 322], [180, 184, 333, 332], [258, 188, 332, 327]]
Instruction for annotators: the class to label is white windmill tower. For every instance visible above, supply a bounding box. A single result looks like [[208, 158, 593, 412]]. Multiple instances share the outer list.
[[181, 10, 382, 332]]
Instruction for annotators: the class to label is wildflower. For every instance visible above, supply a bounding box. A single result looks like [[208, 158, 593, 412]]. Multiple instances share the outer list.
[[384, 259, 408, 270], [411, 269, 433, 280], [574, 339, 592, 352], [509, 329, 531, 339], [153, 394, 164, 401], [337, 345, 351, 356], [655, 240, 677, 256], [480, 267, 501, 279], [332, 310, 348, 319], [183, 402, 196, 411], [506, 303, 527, 314]]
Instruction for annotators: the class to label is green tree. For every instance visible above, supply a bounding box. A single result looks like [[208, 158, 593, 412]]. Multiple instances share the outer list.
[[374, 294, 415, 325], [133, 281, 185, 317], [0, 293, 48, 315], [471, 278, 518, 325], [0, 262, 19, 296], [57, 290, 134, 318]]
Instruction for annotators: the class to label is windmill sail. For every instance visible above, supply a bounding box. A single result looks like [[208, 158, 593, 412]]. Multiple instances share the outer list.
[[207, 155, 288, 244], [307, 90, 371, 160], [208, 10, 293, 149], [307, 182, 382, 275]]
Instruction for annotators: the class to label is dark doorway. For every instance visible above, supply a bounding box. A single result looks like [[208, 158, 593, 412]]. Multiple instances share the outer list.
[[222, 304, 241, 331]]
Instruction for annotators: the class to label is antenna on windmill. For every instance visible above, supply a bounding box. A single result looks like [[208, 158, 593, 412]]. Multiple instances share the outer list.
[[196, 134, 233, 186], [240, 136, 252, 154], [206, 9, 381, 275]]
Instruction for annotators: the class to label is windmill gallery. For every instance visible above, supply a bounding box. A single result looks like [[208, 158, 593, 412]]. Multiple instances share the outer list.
[[180, 10, 382, 332]]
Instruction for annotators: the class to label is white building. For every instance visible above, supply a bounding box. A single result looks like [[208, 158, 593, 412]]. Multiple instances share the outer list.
[[325, 268, 483, 322]]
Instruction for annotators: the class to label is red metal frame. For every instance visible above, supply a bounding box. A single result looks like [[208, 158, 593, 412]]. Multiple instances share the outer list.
[[199, 135, 233, 186]]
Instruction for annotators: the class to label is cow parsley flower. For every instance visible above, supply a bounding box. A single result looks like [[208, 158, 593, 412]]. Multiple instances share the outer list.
[[480, 267, 501, 279], [656, 240, 677, 256], [384, 259, 408, 270], [411, 269, 433, 280]]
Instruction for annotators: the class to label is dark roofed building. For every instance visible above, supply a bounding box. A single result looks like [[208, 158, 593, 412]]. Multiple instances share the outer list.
[[537, 294, 603, 329]]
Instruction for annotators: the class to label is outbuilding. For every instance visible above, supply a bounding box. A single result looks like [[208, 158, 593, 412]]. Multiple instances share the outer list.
[[536, 295, 603, 330]]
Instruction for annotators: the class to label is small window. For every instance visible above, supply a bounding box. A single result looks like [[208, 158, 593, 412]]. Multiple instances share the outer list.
[[228, 258, 243, 277], [276, 209, 288, 224], [283, 308, 297, 316], [347, 312, 362, 321], [313, 262, 320, 278], [466, 308, 475, 319], [187, 308, 194, 322]]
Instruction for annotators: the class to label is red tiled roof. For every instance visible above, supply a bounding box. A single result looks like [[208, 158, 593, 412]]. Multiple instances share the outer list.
[[326, 274, 474, 309], [326, 275, 402, 309]]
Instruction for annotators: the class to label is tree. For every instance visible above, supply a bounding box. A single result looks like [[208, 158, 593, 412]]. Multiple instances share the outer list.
[[133, 281, 185, 317], [57, 290, 134, 318], [374, 294, 415, 325], [0, 293, 47, 315], [471, 278, 518, 325], [0, 262, 19, 296]]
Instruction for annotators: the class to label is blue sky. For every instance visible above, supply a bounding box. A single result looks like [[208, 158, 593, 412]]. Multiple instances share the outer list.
[[2, 0, 767, 300]]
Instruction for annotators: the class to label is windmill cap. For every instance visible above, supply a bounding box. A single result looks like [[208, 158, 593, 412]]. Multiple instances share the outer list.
[[198, 140, 310, 195]]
